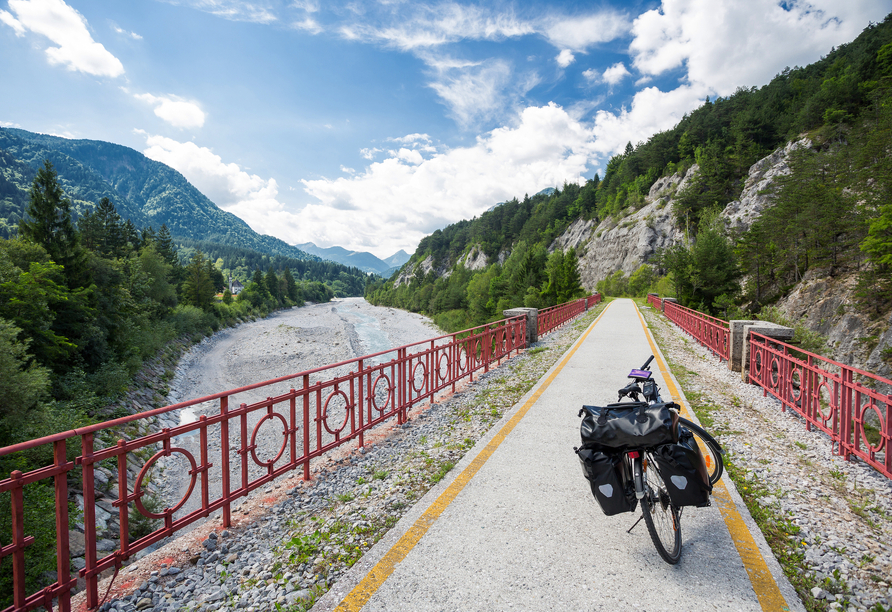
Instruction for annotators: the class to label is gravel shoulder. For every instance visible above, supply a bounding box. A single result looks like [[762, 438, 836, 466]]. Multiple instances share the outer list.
[[643, 305, 892, 612]]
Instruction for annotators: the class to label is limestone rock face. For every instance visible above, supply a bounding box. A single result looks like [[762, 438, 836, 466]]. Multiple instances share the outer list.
[[558, 167, 695, 291], [771, 268, 892, 385], [722, 138, 811, 233]]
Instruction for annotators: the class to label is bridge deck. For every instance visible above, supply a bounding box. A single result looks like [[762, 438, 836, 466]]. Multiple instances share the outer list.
[[313, 299, 803, 612]]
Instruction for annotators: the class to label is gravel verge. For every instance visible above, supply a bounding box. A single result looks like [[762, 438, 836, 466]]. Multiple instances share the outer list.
[[643, 304, 892, 612]]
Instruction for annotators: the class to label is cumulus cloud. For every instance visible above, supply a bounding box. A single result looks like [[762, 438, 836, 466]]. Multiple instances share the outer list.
[[543, 11, 630, 52], [139, 132, 284, 220], [602, 62, 631, 86], [133, 93, 206, 129], [630, 0, 885, 95], [556, 49, 575, 68], [591, 85, 706, 155], [136, 105, 600, 257], [2, 0, 124, 77], [297, 103, 597, 256]]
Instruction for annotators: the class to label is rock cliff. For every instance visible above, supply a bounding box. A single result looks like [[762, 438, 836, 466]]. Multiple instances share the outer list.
[[552, 166, 696, 289]]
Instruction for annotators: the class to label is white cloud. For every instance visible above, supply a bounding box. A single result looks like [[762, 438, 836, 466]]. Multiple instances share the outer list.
[[158, 0, 277, 24], [296, 103, 597, 256], [424, 56, 514, 127], [340, 165, 355, 174], [630, 0, 889, 96], [113, 24, 142, 40], [556, 49, 575, 68], [347, 3, 535, 51], [136, 105, 600, 258], [140, 132, 284, 222], [602, 62, 630, 86], [1, 120, 23, 128], [590, 84, 706, 155], [292, 17, 322, 34], [543, 12, 630, 52], [3, 0, 124, 77], [133, 93, 206, 129], [360, 147, 383, 160], [0, 10, 26, 35]]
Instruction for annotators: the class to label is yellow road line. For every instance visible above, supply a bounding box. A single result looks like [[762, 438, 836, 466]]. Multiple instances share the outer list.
[[334, 302, 613, 612], [634, 303, 790, 612]]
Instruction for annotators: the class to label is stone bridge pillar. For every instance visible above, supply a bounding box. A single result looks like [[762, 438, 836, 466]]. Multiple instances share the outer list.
[[737, 321, 795, 380], [503, 308, 538, 346], [661, 297, 678, 312]]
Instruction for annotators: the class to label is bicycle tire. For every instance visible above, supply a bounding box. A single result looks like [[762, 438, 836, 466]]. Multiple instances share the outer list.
[[677, 416, 724, 486], [641, 454, 682, 564]]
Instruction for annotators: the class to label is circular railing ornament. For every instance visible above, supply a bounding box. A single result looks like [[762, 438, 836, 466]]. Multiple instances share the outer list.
[[250, 412, 288, 467], [134, 447, 197, 519]]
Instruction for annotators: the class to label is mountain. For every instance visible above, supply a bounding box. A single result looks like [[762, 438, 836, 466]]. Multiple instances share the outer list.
[[382, 249, 410, 268], [295, 242, 407, 276], [0, 127, 318, 262]]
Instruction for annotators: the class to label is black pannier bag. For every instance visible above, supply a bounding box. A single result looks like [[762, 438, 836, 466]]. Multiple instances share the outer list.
[[652, 428, 712, 507], [575, 447, 635, 515], [579, 402, 679, 450]]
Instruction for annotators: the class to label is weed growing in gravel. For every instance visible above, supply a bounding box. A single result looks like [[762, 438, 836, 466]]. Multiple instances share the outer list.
[[795, 441, 807, 450]]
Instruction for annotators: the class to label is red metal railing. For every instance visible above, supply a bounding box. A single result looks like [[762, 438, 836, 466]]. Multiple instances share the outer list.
[[538, 294, 600, 336], [649, 296, 891, 482], [646, 294, 662, 310], [0, 297, 598, 612], [748, 332, 891, 479], [662, 300, 730, 361]]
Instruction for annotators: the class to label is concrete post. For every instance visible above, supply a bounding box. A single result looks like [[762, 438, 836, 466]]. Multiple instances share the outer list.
[[662, 297, 678, 313], [740, 322, 795, 382], [503, 308, 538, 345], [728, 320, 758, 373]]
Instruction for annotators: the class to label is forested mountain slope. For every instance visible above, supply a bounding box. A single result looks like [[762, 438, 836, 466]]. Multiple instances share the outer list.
[[0, 128, 318, 262]]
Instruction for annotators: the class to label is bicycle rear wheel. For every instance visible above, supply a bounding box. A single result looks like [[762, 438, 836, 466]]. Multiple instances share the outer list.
[[641, 454, 682, 564], [677, 416, 724, 485]]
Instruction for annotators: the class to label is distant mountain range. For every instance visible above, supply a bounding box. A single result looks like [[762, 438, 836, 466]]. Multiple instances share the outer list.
[[485, 187, 556, 213], [0, 127, 319, 262], [295, 242, 409, 276]]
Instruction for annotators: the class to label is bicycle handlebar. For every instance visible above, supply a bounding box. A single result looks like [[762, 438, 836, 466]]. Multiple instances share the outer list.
[[641, 355, 654, 370]]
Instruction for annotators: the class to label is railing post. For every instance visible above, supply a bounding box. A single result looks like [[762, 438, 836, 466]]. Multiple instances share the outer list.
[[10, 470, 27, 610], [116, 439, 129, 561], [840, 366, 853, 460], [80, 432, 99, 608], [54, 439, 72, 612], [221, 396, 231, 528], [357, 360, 365, 449], [302, 376, 311, 481]]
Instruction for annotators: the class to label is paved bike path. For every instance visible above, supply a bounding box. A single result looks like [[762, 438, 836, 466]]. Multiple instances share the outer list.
[[314, 299, 804, 612]]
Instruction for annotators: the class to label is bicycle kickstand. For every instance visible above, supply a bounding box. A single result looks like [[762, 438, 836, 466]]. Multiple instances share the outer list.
[[627, 515, 645, 534]]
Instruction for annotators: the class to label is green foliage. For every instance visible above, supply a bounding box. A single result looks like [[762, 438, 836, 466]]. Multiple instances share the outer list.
[[653, 213, 739, 313], [367, 238, 585, 332], [758, 306, 830, 356], [0, 318, 50, 440]]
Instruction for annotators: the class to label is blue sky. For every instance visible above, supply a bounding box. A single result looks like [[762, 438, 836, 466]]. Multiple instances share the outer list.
[[1, 0, 890, 258]]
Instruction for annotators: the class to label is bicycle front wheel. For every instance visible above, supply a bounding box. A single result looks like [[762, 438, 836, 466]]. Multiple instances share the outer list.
[[677, 416, 724, 485], [641, 454, 682, 564]]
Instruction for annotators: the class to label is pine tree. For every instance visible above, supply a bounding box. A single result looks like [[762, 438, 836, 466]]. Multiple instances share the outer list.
[[18, 160, 90, 288], [181, 250, 214, 310]]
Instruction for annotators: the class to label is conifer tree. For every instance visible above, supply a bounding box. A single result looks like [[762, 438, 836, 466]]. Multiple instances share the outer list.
[[18, 160, 90, 288]]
